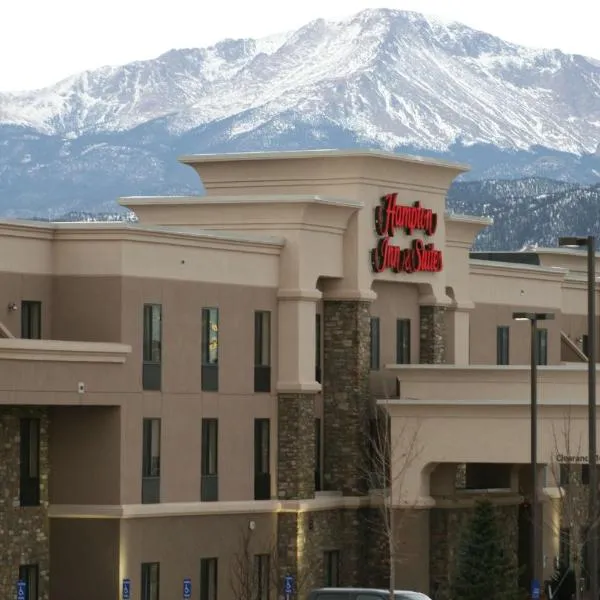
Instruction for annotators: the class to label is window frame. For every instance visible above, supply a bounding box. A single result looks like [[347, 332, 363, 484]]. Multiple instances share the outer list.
[[141, 562, 160, 600], [200, 557, 218, 600], [142, 304, 162, 391], [21, 301, 42, 340], [254, 418, 271, 500], [201, 418, 219, 502], [396, 318, 411, 364], [143, 304, 162, 364], [201, 308, 219, 366], [18, 564, 39, 600], [324, 549, 340, 586], [315, 417, 322, 492], [315, 313, 322, 383], [254, 554, 270, 600], [254, 311, 272, 393], [496, 325, 510, 365], [536, 328, 548, 365], [142, 418, 161, 504], [20, 418, 41, 507], [370, 317, 380, 370]]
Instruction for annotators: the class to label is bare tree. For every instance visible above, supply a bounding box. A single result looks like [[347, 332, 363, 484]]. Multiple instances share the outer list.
[[230, 523, 317, 600], [365, 399, 423, 600], [230, 525, 269, 600], [269, 525, 318, 600], [549, 408, 593, 600]]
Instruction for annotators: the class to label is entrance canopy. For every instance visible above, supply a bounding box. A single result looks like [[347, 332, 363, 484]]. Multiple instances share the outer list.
[[381, 364, 598, 503]]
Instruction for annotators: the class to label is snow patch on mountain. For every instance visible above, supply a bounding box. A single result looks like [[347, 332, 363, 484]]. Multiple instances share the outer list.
[[0, 8, 599, 156]]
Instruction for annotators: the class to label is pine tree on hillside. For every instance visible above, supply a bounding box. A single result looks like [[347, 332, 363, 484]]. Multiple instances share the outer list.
[[451, 499, 522, 600]]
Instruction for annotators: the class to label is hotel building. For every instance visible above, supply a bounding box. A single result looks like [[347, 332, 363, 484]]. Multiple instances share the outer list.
[[0, 149, 598, 600]]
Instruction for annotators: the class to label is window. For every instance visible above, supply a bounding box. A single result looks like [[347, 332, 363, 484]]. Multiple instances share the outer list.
[[370, 317, 380, 370], [20, 418, 40, 507], [536, 329, 548, 365], [254, 311, 271, 393], [496, 326, 510, 365], [142, 419, 161, 504], [143, 304, 162, 391], [254, 419, 270, 500], [200, 558, 218, 600], [21, 301, 41, 340], [315, 417, 322, 492], [582, 464, 590, 486], [324, 550, 340, 586], [141, 562, 160, 600], [18, 565, 38, 600], [396, 319, 411, 364], [202, 308, 219, 392], [315, 314, 322, 383], [255, 554, 270, 600], [559, 463, 568, 487], [201, 419, 219, 501]]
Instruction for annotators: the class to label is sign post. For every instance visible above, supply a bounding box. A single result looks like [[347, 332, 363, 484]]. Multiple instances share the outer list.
[[183, 578, 192, 600], [284, 575, 294, 600], [17, 580, 26, 600], [122, 578, 131, 600], [531, 578, 540, 600]]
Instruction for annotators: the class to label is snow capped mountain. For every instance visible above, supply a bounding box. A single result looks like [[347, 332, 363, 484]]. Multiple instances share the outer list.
[[1, 8, 600, 221], [447, 179, 600, 250], [1, 8, 599, 153]]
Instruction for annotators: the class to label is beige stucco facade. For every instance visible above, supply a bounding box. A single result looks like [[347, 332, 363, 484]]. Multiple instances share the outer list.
[[0, 148, 598, 600]]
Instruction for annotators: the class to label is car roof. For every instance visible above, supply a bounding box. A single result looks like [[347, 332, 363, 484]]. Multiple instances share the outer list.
[[311, 589, 429, 596]]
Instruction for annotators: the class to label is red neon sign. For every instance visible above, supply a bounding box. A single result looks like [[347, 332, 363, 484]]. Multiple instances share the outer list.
[[370, 194, 443, 274]]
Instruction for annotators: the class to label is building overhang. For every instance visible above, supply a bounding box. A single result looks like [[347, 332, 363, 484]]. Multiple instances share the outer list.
[[0, 338, 131, 363], [178, 148, 471, 172], [118, 194, 362, 234], [176, 149, 469, 197], [445, 213, 493, 249], [386, 363, 600, 404]]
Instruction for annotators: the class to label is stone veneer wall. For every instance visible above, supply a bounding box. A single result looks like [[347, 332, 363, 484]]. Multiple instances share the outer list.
[[322, 300, 371, 495], [0, 408, 50, 600], [429, 502, 520, 600], [278, 508, 369, 594], [419, 305, 447, 364], [277, 393, 316, 500]]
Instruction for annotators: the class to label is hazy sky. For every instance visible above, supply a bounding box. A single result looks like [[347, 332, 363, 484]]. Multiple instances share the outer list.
[[2, 0, 598, 92]]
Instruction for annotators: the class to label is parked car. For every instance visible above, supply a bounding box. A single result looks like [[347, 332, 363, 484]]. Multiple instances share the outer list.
[[307, 587, 433, 600]]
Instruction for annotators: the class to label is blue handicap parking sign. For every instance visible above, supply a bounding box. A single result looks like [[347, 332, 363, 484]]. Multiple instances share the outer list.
[[183, 578, 192, 599], [17, 580, 27, 600], [122, 578, 131, 600], [531, 579, 540, 600], [284, 575, 294, 595]]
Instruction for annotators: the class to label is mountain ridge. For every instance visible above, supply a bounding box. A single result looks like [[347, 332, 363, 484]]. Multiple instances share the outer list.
[[39, 176, 600, 253], [1, 7, 600, 222], [1, 8, 599, 154]]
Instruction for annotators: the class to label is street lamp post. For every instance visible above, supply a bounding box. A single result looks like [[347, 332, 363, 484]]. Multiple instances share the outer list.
[[513, 311, 555, 600], [559, 235, 598, 600]]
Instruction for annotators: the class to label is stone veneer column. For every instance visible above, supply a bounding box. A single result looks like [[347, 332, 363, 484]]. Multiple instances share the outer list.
[[277, 393, 316, 500], [419, 305, 447, 364], [0, 408, 50, 600], [322, 299, 371, 495]]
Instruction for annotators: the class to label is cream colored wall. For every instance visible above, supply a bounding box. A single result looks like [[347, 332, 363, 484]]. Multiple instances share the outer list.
[[386, 396, 595, 499], [134, 152, 467, 303]]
